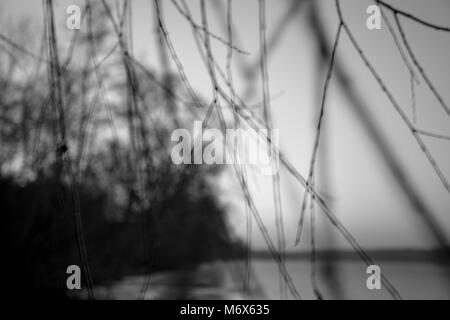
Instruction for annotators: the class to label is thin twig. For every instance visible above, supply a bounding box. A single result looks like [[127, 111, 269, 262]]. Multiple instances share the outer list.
[[414, 128, 450, 141], [377, 0, 450, 32], [295, 23, 342, 246], [169, 0, 250, 55], [394, 13, 450, 119]]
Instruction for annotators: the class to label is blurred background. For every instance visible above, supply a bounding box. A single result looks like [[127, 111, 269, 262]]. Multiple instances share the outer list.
[[1, 0, 450, 299]]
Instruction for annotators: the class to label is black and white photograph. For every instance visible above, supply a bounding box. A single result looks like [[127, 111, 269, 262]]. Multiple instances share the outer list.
[[1, 0, 450, 305]]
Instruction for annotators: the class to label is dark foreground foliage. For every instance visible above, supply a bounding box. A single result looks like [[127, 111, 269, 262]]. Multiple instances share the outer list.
[[0, 174, 242, 299]]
